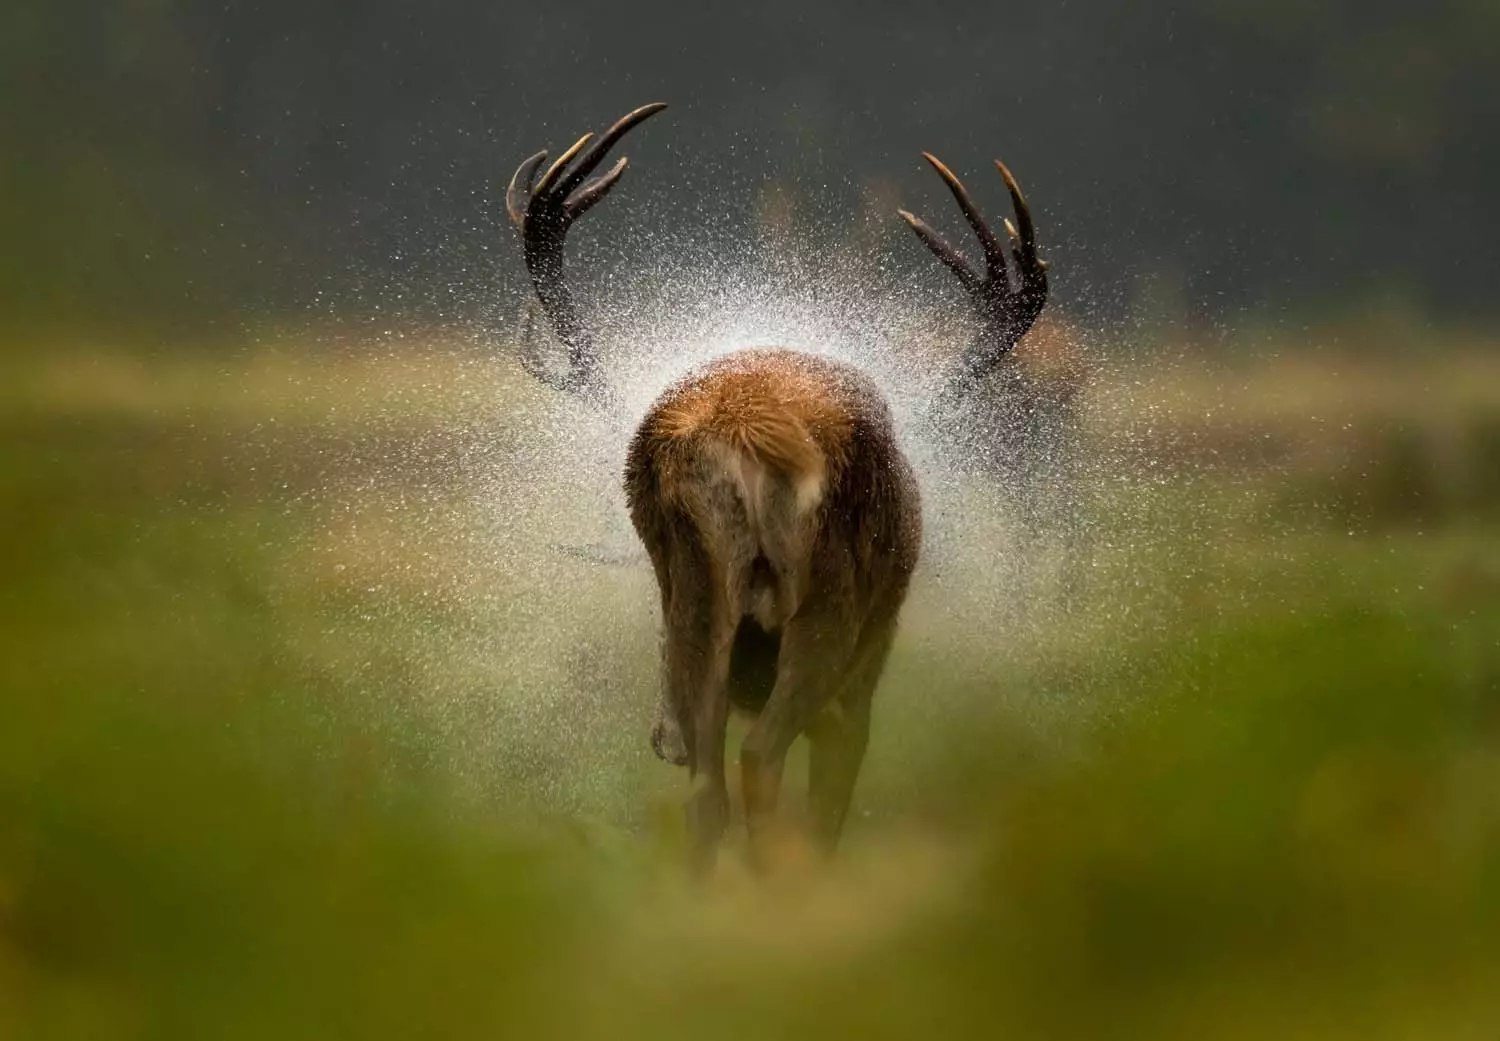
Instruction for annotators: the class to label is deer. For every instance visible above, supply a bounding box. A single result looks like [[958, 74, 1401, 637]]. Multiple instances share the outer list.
[[504, 103, 1049, 870]]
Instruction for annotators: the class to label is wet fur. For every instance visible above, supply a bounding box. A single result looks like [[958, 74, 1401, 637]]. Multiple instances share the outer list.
[[625, 348, 922, 868]]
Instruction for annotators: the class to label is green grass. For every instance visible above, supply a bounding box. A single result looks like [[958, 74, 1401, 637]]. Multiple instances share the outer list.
[[2, 340, 1497, 1039]]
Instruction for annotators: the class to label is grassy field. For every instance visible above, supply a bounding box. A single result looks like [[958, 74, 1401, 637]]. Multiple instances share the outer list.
[[2, 330, 1498, 1039]]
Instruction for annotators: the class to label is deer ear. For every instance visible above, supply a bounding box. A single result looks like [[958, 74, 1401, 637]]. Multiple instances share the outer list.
[[547, 542, 648, 569], [512, 298, 565, 391]]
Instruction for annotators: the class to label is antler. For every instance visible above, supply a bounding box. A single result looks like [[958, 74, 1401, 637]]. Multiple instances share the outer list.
[[506, 102, 668, 401], [898, 153, 1049, 385]]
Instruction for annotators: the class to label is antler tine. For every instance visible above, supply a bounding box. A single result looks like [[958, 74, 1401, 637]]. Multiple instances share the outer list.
[[897, 208, 982, 293], [556, 102, 668, 200], [898, 147, 1051, 384], [994, 159, 1039, 271], [921, 152, 1009, 273], [565, 156, 630, 220], [506, 150, 547, 227], [504, 101, 667, 404], [534, 132, 594, 197]]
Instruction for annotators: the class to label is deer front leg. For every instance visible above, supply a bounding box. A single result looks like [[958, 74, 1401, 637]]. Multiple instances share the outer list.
[[738, 607, 857, 870]]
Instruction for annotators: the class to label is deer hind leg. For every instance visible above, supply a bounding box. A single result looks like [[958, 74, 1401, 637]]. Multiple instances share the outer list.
[[662, 550, 736, 873], [806, 611, 899, 852], [667, 465, 760, 872]]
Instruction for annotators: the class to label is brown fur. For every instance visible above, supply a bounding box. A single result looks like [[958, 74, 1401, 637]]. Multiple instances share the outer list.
[[626, 348, 921, 869], [646, 349, 855, 481]]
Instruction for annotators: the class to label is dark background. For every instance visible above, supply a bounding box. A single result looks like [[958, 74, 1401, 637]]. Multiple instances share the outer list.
[[4, 0, 1496, 340]]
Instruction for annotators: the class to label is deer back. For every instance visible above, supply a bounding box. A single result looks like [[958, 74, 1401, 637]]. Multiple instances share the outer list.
[[624, 348, 920, 631]]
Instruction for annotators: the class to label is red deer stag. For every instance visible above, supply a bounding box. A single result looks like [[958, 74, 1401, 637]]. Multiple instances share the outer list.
[[505, 103, 1049, 869]]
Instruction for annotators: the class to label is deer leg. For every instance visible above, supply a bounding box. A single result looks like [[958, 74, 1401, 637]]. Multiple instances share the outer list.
[[805, 698, 872, 852], [738, 609, 856, 868], [684, 680, 731, 874], [806, 615, 898, 852], [661, 547, 736, 873]]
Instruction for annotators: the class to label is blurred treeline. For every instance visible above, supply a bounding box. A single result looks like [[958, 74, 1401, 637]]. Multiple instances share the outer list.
[[4, 0, 1498, 342]]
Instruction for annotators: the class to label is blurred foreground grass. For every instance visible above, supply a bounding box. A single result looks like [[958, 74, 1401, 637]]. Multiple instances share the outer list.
[[2, 332, 1498, 1039]]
